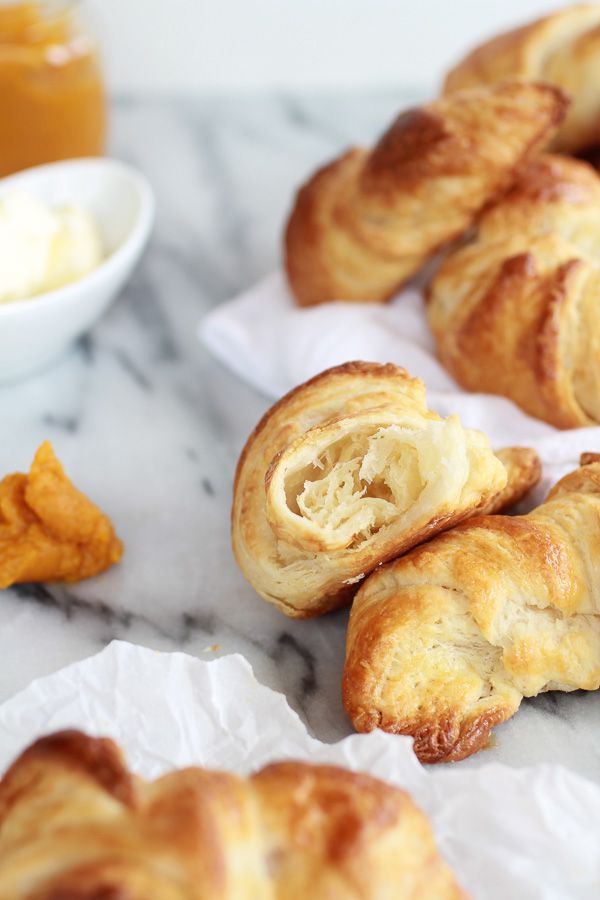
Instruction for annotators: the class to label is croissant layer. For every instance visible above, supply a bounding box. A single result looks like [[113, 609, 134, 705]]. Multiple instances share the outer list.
[[0, 730, 466, 898], [428, 154, 600, 429], [344, 456, 600, 762], [444, 4, 600, 153], [284, 81, 567, 306], [232, 361, 539, 617]]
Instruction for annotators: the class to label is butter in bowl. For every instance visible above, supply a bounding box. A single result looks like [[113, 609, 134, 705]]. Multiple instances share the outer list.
[[0, 157, 154, 383], [0, 190, 103, 305]]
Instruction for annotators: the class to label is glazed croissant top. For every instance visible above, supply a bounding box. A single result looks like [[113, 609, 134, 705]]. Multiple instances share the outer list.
[[427, 154, 600, 429], [344, 456, 600, 763], [444, 4, 600, 153], [0, 730, 466, 899], [284, 81, 567, 306], [232, 361, 540, 618]]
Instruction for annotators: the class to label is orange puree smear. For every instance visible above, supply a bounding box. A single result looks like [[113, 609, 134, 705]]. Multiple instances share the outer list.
[[0, 441, 123, 588], [0, 2, 106, 177]]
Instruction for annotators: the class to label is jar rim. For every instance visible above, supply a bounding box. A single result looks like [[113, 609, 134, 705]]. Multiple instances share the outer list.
[[0, 0, 80, 10], [0, 1, 81, 46]]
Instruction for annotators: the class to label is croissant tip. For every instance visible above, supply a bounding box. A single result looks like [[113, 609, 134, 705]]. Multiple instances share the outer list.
[[2, 729, 136, 808], [580, 452, 600, 466]]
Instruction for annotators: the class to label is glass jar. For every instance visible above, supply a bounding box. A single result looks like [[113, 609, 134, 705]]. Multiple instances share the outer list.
[[0, 1, 106, 177]]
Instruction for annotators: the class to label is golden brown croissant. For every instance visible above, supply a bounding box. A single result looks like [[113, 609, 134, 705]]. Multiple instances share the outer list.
[[0, 729, 467, 898], [427, 154, 600, 429], [0, 440, 123, 587], [343, 455, 600, 764], [444, 4, 600, 153], [284, 81, 567, 307], [232, 361, 540, 618]]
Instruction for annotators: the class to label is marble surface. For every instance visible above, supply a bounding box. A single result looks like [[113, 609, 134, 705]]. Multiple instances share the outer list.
[[2, 92, 600, 783]]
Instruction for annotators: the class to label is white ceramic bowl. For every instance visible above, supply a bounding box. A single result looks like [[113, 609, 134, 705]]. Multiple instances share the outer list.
[[0, 157, 155, 383]]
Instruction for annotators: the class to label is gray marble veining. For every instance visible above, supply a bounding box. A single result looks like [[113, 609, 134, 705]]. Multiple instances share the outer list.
[[1, 92, 600, 782]]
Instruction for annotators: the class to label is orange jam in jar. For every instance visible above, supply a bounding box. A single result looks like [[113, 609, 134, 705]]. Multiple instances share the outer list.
[[0, 1, 106, 177]]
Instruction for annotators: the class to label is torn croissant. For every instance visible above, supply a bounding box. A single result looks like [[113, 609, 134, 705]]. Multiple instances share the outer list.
[[232, 361, 540, 618], [0, 441, 122, 588], [0, 730, 467, 899], [427, 154, 600, 429], [343, 454, 600, 763], [284, 80, 568, 306]]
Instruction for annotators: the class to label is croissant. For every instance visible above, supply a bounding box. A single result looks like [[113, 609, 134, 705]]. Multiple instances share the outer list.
[[284, 80, 567, 307], [0, 440, 123, 587], [444, 4, 600, 153], [343, 455, 600, 764], [427, 154, 600, 429], [232, 361, 540, 618], [0, 729, 467, 898]]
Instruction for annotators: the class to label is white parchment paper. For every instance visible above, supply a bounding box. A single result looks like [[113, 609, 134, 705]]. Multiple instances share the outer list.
[[0, 640, 598, 898], [200, 272, 600, 512]]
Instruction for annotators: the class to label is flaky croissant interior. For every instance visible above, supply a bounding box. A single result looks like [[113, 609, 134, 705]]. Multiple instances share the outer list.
[[233, 362, 540, 617], [276, 419, 469, 553]]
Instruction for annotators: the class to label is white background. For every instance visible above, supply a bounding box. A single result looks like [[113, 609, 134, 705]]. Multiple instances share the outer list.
[[94, 0, 577, 94]]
